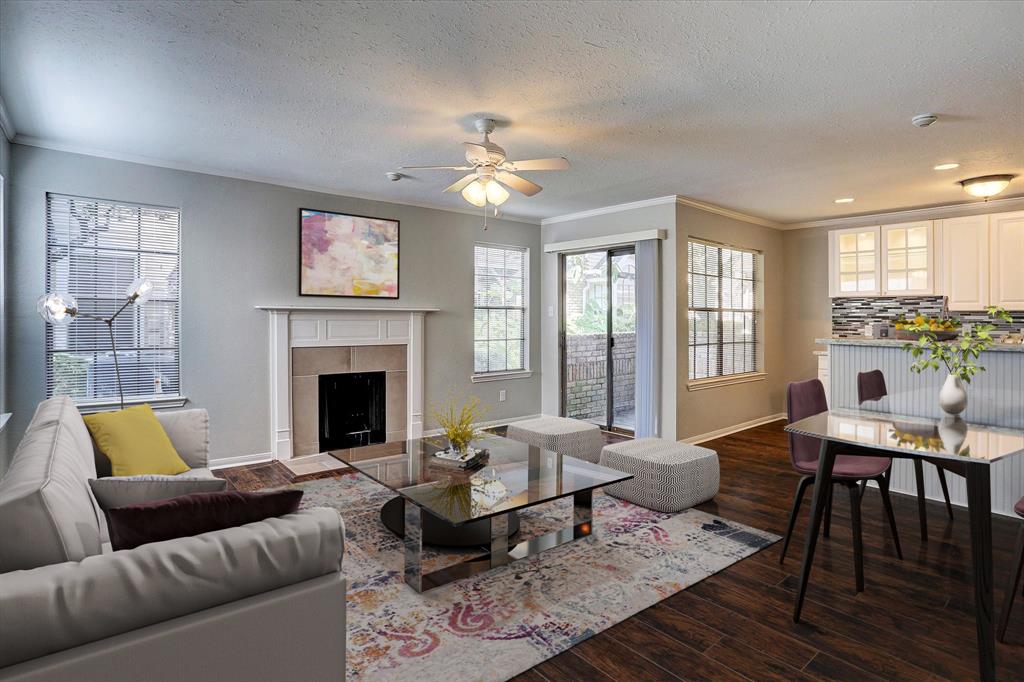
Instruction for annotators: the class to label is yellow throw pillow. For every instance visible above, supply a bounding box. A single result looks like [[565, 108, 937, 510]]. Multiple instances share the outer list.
[[83, 404, 190, 477]]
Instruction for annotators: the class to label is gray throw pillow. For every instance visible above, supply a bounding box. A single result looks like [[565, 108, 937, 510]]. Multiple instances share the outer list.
[[88, 476, 228, 511]]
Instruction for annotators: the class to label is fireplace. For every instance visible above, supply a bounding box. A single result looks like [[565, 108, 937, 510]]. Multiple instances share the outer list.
[[319, 371, 386, 451]]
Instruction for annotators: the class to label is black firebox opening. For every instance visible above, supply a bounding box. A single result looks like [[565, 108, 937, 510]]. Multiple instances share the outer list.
[[318, 371, 386, 451]]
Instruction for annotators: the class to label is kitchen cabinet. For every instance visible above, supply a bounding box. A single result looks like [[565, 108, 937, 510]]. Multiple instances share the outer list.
[[829, 221, 936, 297], [940, 210, 1024, 311], [990, 211, 1024, 309], [941, 214, 990, 311]]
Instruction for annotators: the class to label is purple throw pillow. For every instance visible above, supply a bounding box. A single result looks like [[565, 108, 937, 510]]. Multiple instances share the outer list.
[[107, 489, 303, 551]]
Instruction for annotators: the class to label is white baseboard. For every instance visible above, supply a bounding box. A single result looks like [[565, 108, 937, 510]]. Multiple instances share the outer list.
[[421, 413, 543, 438], [681, 413, 787, 445], [209, 452, 273, 470]]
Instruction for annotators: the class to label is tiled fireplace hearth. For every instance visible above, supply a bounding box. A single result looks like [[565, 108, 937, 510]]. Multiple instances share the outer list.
[[258, 306, 438, 461]]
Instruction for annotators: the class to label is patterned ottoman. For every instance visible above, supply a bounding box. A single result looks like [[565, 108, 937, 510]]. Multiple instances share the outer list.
[[599, 438, 720, 512], [505, 416, 604, 463]]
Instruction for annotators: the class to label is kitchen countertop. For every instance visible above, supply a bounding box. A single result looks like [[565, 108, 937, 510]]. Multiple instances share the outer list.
[[815, 337, 1024, 352]]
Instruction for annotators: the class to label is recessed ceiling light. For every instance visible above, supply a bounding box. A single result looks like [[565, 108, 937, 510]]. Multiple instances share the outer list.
[[934, 163, 960, 171], [834, 198, 854, 204]]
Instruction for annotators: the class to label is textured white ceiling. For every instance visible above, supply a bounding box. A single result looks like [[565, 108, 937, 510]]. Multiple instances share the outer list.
[[2, 0, 1022, 224]]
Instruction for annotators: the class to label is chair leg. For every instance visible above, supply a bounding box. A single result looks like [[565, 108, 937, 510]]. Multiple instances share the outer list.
[[914, 459, 928, 540], [847, 483, 864, 593], [858, 479, 868, 501], [997, 524, 1024, 643], [823, 482, 834, 539], [877, 473, 903, 560], [780, 476, 813, 564], [936, 466, 954, 520]]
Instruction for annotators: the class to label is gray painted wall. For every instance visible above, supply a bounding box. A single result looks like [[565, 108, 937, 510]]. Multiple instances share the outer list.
[[5, 144, 542, 469], [1, 134, 10, 460]]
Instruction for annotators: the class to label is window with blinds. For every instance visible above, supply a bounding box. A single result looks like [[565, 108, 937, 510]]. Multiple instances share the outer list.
[[687, 239, 760, 381], [45, 194, 181, 405], [473, 244, 528, 375]]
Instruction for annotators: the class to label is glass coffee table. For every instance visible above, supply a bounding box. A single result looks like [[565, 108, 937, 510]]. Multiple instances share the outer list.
[[335, 433, 632, 592]]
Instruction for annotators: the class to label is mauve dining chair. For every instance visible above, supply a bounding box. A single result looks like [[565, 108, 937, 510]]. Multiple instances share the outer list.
[[997, 496, 1024, 642], [781, 379, 903, 592], [857, 369, 956, 539]]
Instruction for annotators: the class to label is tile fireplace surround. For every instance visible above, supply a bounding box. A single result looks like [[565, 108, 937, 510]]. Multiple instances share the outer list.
[[257, 306, 439, 461]]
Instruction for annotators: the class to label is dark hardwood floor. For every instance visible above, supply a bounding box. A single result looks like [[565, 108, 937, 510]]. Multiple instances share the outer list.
[[215, 420, 1024, 680]]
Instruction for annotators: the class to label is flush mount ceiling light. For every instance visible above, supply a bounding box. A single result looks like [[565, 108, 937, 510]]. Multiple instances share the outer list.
[[959, 174, 1015, 199], [933, 163, 960, 171], [834, 197, 855, 204]]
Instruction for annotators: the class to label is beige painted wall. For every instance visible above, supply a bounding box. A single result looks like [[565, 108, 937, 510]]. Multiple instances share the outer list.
[[675, 205, 787, 440], [781, 225, 832, 386]]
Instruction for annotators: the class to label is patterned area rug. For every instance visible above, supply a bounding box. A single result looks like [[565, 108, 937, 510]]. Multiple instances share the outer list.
[[292, 474, 778, 681]]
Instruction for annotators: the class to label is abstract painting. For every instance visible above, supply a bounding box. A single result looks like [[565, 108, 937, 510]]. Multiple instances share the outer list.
[[299, 209, 399, 298]]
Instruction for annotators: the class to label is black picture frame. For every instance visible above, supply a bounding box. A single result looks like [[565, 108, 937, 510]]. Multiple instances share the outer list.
[[298, 207, 400, 299]]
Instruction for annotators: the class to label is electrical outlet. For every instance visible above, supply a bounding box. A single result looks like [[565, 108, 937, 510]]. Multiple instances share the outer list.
[[498, 389, 507, 402], [547, 305, 554, 318]]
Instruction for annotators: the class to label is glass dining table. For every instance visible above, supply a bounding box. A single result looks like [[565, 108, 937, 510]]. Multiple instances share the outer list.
[[785, 409, 1024, 681]]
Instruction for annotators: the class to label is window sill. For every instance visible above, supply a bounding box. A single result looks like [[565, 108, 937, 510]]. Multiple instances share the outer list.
[[687, 372, 766, 391], [74, 395, 190, 414], [471, 370, 533, 383]]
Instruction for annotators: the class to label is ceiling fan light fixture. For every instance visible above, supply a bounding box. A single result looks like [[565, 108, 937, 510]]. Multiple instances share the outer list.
[[461, 180, 488, 207], [485, 181, 510, 206], [960, 174, 1015, 199]]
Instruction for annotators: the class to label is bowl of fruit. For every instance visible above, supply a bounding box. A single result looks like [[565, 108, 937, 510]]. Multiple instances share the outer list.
[[893, 315, 960, 341]]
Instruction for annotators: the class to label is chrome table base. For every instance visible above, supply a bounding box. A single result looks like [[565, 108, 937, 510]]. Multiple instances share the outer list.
[[403, 489, 594, 592]]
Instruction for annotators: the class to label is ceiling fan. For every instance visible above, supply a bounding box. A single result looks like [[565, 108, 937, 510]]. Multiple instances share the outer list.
[[400, 118, 570, 209]]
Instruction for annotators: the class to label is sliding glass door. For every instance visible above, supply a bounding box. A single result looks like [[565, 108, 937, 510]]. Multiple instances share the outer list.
[[561, 248, 636, 433]]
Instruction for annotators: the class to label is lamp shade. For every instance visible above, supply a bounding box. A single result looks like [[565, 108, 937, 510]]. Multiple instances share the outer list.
[[485, 181, 510, 206], [960, 174, 1014, 199], [461, 181, 488, 207], [126, 277, 154, 303], [37, 292, 78, 325]]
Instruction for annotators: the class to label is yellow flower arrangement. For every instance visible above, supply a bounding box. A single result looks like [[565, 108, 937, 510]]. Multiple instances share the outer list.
[[433, 395, 490, 453]]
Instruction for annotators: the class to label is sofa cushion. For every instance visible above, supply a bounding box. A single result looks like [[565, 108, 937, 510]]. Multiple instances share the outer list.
[[83, 405, 190, 477], [0, 397, 104, 572], [107, 489, 304, 550], [0, 507, 345, 669], [88, 475, 228, 513]]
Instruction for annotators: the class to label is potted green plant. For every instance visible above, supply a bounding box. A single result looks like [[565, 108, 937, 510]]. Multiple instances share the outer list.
[[902, 307, 1013, 415]]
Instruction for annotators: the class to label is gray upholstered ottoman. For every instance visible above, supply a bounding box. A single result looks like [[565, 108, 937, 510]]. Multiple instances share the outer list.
[[506, 416, 604, 463], [599, 438, 720, 512]]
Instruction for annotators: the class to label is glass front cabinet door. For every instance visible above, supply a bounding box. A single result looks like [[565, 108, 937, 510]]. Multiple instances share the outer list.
[[828, 221, 935, 297]]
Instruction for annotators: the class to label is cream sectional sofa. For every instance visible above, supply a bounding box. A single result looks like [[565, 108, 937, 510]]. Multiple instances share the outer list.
[[0, 397, 347, 682]]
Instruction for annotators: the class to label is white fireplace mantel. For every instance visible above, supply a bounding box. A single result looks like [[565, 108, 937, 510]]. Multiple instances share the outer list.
[[258, 305, 439, 460]]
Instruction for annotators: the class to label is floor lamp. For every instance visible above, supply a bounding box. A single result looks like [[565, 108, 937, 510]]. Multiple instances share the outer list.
[[38, 278, 154, 410]]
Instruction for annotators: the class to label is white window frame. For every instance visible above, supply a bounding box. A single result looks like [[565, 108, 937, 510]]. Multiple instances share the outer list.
[[471, 242, 531, 383], [686, 238, 766, 391], [44, 193, 186, 410]]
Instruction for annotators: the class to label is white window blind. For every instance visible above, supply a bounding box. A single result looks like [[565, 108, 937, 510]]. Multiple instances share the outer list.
[[687, 239, 760, 381], [45, 193, 181, 404], [473, 244, 527, 374]]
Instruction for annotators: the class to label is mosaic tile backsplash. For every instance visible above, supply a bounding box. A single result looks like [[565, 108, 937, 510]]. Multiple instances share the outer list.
[[831, 296, 1024, 337]]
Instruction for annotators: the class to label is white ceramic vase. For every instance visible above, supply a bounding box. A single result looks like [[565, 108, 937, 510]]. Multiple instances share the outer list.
[[938, 374, 968, 416]]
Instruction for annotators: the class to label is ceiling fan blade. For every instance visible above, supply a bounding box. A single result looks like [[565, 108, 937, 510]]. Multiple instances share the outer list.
[[463, 143, 489, 164], [443, 173, 478, 193], [399, 164, 473, 170], [495, 171, 542, 196], [503, 157, 570, 171]]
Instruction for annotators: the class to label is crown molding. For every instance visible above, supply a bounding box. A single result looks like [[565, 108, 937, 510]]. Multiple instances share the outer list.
[[10, 135, 542, 225], [783, 194, 1024, 230], [674, 195, 783, 229], [0, 96, 15, 141], [540, 194, 783, 229], [540, 195, 678, 226]]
